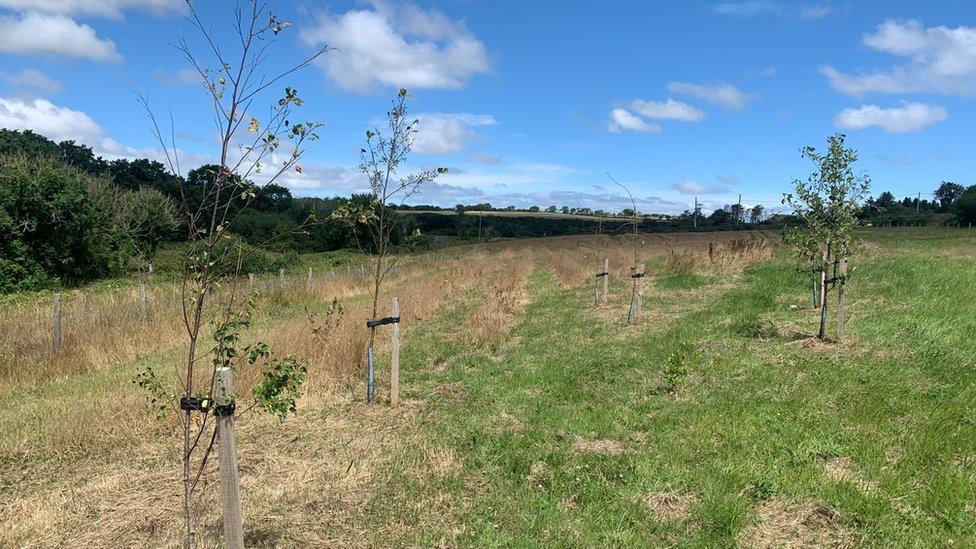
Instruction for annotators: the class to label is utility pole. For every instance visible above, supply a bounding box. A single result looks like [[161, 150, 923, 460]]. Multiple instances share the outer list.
[[736, 194, 742, 227], [693, 196, 698, 228]]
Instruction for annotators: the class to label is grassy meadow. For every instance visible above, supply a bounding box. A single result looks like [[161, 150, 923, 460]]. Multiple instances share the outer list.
[[1, 227, 975, 547]]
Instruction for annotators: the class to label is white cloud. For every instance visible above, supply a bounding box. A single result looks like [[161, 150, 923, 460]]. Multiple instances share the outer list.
[[607, 108, 661, 133], [712, 1, 782, 16], [0, 97, 103, 142], [672, 177, 733, 195], [629, 98, 705, 121], [667, 81, 754, 110], [411, 112, 496, 155], [0, 12, 120, 61], [0, 69, 63, 96], [0, 0, 181, 18], [822, 20, 976, 96], [799, 5, 832, 19], [301, 1, 490, 92], [468, 152, 502, 165], [834, 102, 947, 133]]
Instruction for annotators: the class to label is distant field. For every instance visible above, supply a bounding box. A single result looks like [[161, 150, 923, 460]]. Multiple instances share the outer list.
[[396, 209, 649, 222], [3, 228, 975, 546]]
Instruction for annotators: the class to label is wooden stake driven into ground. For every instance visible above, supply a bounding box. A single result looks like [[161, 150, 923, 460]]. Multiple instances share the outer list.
[[51, 293, 62, 351], [602, 258, 609, 305], [391, 297, 400, 406], [216, 366, 244, 549], [837, 257, 847, 342]]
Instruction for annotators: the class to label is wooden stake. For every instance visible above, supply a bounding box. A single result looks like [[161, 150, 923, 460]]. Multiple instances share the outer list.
[[390, 297, 400, 407], [51, 293, 62, 350], [139, 282, 149, 322], [602, 258, 609, 305], [837, 258, 847, 343], [216, 366, 245, 549], [278, 268, 285, 289], [306, 267, 313, 290], [248, 273, 254, 292], [637, 264, 645, 315]]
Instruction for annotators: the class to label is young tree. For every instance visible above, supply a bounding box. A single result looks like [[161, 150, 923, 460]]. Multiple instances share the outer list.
[[116, 187, 179, 273], [332, 89, 445, 403], [783, 133, 870, 341], [136, 2, 329, 546], [607, 173, 641, 323], [749, 204, 764, 224]]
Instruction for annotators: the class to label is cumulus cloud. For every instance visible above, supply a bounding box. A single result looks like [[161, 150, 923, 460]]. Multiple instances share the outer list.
[[821, 20, 976, 96], [0, 12, 120, 61], [0, 69, 63, 96], [834, 102, 947, 133], [0, 97, 103, 142], [629, 98, 705, 121], [0, 0, 181, 18], [607, 108, 661, 133], [410, 112, 496, 155], [300, 0, 490, 92], [667, 81, 754, 110]]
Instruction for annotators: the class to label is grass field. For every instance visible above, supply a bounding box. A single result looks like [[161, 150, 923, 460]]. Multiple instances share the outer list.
[[2, 228, 975, 547]]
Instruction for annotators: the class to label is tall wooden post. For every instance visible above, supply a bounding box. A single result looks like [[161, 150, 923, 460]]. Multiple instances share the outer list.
[[248, 273, 254, 292], [306, 267, 313, 290], [602, 258, 609, 305], [636, 264, 645, 314], [390, 297, 400, 407], [51, 293, 62, 350], [836, 258, 847, 343], [216, 366, 245, 549], [278, 268, 285, 289], [139, 282, 149, 322]]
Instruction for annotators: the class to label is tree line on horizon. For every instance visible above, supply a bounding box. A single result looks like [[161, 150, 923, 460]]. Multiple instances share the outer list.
[[2, 127, 973, 293]]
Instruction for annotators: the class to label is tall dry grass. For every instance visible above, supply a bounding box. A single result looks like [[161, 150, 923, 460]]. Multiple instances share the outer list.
[[0, 231, 779, 547]]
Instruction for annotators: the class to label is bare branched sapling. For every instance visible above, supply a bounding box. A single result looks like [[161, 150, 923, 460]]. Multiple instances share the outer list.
[[607, 173, 641, 323], [332, 89, 445, 403]]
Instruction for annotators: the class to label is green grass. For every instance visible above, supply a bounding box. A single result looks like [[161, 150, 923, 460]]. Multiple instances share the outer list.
[[374, 228, 976, 546]]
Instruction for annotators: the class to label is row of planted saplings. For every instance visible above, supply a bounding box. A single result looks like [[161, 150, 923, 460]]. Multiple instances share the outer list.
[[44, 262, 408, 354], [591, 257, 647, 325]]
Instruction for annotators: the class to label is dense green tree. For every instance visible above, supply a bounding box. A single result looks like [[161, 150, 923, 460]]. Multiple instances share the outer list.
[[956, 185, 976, 225], [935, 181, 965, 211]]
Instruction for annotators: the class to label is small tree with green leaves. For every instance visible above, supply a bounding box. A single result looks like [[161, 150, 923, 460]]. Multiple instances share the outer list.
[[332, 89, 445, 403], [783, 133, 869, 341], [135, 2, 330, 546]]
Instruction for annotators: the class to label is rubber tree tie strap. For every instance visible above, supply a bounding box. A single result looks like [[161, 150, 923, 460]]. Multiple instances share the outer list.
[[212, 400, 236, 418], [631, 273, 645, 278], [366, 316, 401, 328], [595, 272, 609, 278], [179, 396, 211, 413]]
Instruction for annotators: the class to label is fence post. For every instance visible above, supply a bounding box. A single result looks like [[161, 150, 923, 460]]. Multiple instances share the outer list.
[[215, 366, 245, 549], [306, 267, 313, 291], [391, 297, 400, 407], [52, 293, 62, 350], [836, 258, 847, 343], [278, 268, 285, 289], [139, 282, 149, 322], [248, 273, 254, 292], [602, 258, 609, 305]]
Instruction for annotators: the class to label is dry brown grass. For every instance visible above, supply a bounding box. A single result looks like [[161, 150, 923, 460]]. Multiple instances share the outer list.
[[737, 499, 854, 548], [0, 231, 781, 547]]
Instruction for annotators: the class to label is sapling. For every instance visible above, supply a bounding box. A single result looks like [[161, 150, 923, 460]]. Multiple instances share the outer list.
[[134, 2, 330, 546], [783, 133, 869, 341], [332, 89, 445, 403], [607, 173, 641, 324]]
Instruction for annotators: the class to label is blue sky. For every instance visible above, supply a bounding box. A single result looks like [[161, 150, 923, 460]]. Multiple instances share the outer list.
[[1, 0, 975, 214]]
